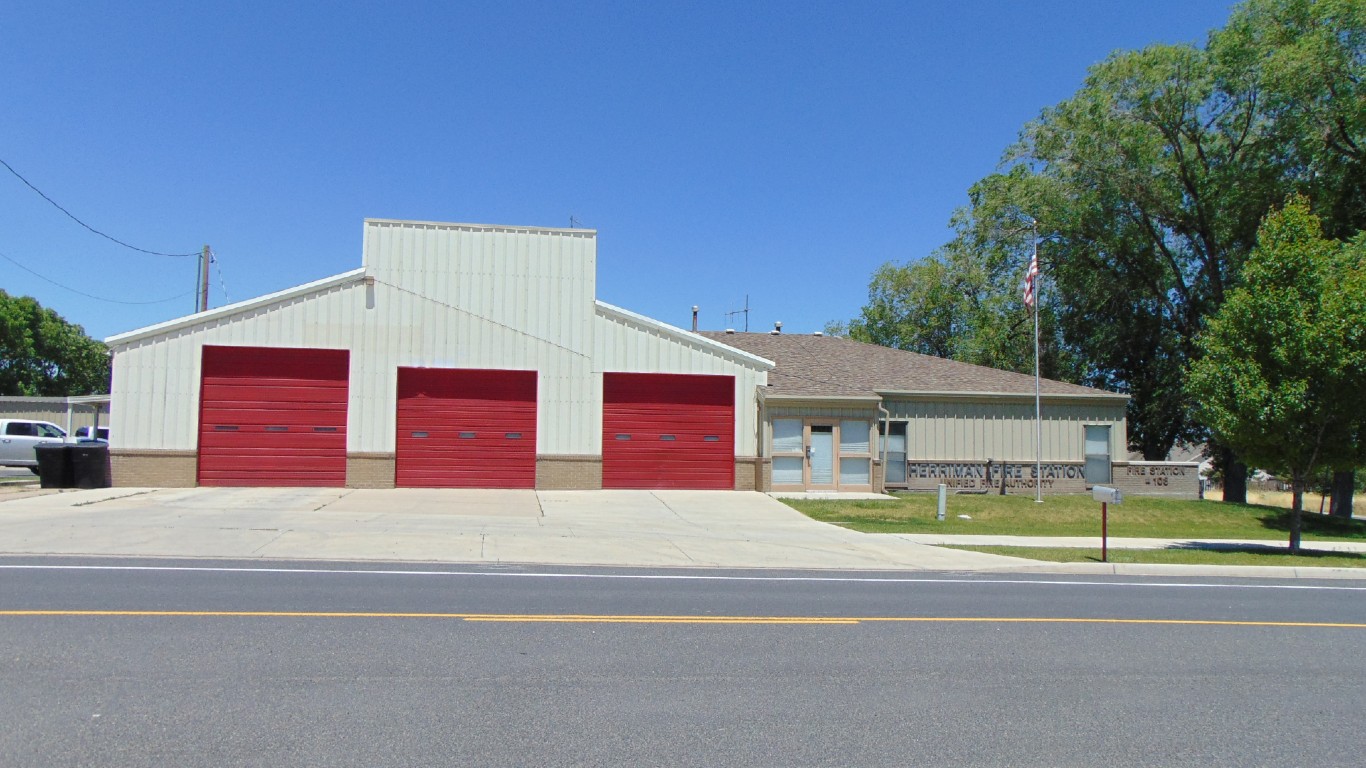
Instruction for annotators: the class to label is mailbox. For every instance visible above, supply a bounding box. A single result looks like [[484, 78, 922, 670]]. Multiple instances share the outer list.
[[1092, 486, 1123, 504]]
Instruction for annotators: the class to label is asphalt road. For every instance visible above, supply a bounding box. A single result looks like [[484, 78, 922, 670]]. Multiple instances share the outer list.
[[2, 557, 1363, 767]]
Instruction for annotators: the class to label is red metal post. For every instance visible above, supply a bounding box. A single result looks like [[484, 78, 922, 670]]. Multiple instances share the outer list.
[[1101, 501, 1108, 563]]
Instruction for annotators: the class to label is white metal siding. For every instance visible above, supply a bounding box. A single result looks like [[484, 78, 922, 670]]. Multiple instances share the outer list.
[[885, 398, 1127, 462], [593, 309, 768, 456], [111, 223, 604, 456], [363, 221, 596, 358]]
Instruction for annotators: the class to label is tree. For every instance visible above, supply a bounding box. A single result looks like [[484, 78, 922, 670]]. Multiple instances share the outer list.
[[837, 0, 1366, 504], [0, 289, 110, 396], [1215, 0, 1366, 510], [1214, 0, 1366, 240], [844, 173, 1083, 383], [1187, 199, 1366, 551]]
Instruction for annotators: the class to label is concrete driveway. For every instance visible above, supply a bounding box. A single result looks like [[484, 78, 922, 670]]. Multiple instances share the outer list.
[[0, 486, 1033, 571]]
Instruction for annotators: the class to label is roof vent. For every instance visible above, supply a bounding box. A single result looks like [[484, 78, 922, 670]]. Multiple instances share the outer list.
[[725, 328, 736, 334], [812, 331, 823, 336], [770, 321, 782, 335]]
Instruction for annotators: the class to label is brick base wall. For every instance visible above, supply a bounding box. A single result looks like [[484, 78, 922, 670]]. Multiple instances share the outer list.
[[735, 457, 766, 491], [111, 450, 197, 487], [537, 455, 603, 490], [347, 453, 396, 489]]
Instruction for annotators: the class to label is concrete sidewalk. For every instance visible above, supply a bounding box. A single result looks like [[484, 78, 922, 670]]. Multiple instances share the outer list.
[[0, 487, 1361, 579]]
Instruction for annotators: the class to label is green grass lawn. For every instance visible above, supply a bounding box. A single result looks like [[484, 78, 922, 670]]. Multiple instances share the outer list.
[[946, 544, 1366, 568], [782, 493, 1366, 541]]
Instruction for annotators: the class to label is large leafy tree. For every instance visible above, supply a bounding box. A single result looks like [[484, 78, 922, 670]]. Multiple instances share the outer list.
[[841, 0, 1364, 500], [1188, 199, 1366, 550], [0, 289, 110, 396], [1214, 0, 1366, 509], [844, 225, 1080, 381]]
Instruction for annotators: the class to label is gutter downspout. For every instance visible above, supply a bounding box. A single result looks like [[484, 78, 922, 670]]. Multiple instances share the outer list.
[[757, 386, 769, 492], [877, 400, 890, 494]]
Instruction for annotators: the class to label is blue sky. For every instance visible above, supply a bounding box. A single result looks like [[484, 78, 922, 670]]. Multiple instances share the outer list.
[[1, 0, 1236, 341]]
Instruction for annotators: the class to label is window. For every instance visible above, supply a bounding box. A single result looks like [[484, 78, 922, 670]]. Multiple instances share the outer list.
[[773, 456, 804, 484], [771, 419, 806, 488], [772, 419, 803, 453], [839, 457, 870, 485], [837, 420, 872, 489], [839, 420, 869, 453], [1084, 425, 1112, 484], [36, 424, 65, 439], [5, 422, 34, 437]]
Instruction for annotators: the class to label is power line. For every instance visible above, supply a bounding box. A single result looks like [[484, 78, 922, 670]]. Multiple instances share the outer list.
[[0, 247, 195, 305], [212, 251, 230, 304], [0, 157, 198, 258]]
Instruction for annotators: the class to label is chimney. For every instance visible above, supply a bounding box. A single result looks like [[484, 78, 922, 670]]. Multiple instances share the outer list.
[[770, 321, 782, 335]]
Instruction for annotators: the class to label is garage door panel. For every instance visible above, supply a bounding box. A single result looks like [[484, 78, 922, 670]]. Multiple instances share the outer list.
[[197, 456, 346, 472], [199, 387, 348, 406], [602, 373, 734, 490], [202, 347, 349, 379], [200, 408, 349, 427], [200, 438, 344, 450], [196, 472, 340, 488], [198, 346, 349, 487], [395, 367, 537, 489]]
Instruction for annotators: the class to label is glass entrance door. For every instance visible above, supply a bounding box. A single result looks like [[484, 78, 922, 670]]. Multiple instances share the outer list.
[[808, 424, 835, 489]]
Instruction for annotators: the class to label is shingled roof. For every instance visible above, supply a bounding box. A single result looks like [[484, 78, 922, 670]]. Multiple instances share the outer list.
[[697, 332, 1123, 400]]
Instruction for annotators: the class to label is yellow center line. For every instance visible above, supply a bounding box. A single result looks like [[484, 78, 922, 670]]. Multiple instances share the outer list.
[[0, 610, 1363, 628]]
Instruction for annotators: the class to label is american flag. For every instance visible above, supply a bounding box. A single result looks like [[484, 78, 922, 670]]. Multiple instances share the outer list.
[[1023, 248, 1039, 308]]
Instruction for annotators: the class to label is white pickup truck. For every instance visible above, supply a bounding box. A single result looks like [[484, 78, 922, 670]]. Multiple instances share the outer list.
[[0, 419, 70, 474]]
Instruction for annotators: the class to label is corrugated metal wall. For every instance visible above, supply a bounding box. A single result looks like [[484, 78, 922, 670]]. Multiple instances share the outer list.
[[594, 307, 767, 456], [885, 398, 1127, 462], [112, 222, 599, 454]]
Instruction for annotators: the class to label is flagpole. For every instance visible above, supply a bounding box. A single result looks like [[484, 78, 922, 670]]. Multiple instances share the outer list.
[[1032, 219, 1043, 503]]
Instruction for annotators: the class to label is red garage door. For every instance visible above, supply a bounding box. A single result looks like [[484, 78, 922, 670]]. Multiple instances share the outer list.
[[198, 346, 349, 487], [602, 373, 734, 490], [395, 368, 537, 488]]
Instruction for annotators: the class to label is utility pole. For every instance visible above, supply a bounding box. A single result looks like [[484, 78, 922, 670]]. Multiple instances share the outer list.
[[197, 245, 211, 312]]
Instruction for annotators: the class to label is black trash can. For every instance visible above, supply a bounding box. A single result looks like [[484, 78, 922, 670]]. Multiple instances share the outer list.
[[70, 443, 112, 489], [34, 444, 76, 489]]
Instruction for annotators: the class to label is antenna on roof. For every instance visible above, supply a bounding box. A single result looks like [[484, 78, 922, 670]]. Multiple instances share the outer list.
[[724, 294, 750, 332], [569, 215, 581, 228]]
